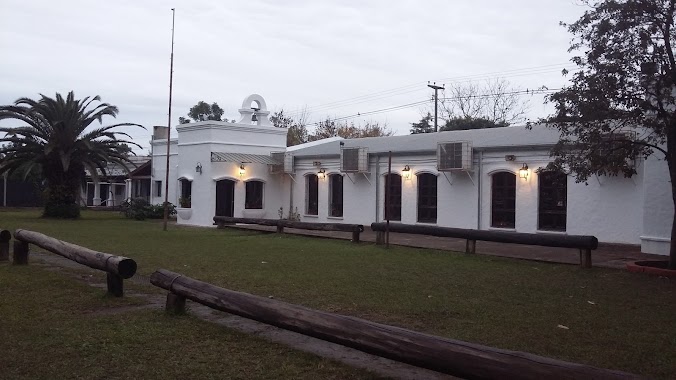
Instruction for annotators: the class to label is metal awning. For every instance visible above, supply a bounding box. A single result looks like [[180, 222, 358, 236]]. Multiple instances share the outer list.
[[210, 152, 282, 165]]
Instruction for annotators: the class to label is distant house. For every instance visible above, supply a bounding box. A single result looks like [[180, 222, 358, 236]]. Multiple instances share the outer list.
[[148, 94, 673, 256], [83, 156, 150, 207]]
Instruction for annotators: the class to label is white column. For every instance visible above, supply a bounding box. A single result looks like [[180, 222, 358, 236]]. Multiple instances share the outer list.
[[92, 181, 101, 206], [125, 179, 132, 199], [106, 185, 114, 206]]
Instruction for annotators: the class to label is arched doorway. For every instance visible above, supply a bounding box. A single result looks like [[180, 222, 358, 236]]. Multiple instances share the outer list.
[[215, 179, 235, 217], [491, 172, 516, 228]]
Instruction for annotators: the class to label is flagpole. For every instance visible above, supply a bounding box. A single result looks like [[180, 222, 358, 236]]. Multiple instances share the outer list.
[[162, 8, 175, 231]]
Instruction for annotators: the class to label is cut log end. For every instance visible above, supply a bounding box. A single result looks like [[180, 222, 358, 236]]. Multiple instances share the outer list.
[[117, 259, 138, 279]]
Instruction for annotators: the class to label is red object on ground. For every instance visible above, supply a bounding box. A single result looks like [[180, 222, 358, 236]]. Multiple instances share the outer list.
[[626, 261, 676, 278]]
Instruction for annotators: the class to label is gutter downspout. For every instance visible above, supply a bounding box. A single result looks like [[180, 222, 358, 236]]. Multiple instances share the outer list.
[[375, 154, 380, 222], [477, 150, 482, 230]]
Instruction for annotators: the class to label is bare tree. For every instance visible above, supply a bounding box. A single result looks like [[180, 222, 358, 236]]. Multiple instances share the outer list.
[[438, 78, 529, 126]]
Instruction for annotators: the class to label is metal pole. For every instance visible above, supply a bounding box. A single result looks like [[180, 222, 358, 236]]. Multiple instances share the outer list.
[[386, 151, 392, 248], [162, 8, 176, 231]]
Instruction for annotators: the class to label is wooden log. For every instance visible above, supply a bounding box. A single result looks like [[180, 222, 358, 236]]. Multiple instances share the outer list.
[[165, 292, 186, 314], [581, 249, 592, 268], [150, 269, 639, 380], [465, 239, 476, 254], [282, 220, 363, 233], [213, 216, 280, 227], [14, 229, 137, 278], [12, 240, 28, 265], [375, 231, 385, 245], [213, 216, 364, 233], [371, 222, 598, 250], [106, 272, 124, 297], [0, 229, 10, 261], [351, 230, 360, 243], [276, 224, 284, 233]]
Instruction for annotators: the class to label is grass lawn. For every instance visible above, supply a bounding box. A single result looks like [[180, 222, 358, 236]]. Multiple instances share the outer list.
[[1, 209, 676, 378], [0, 264, 382, 380]]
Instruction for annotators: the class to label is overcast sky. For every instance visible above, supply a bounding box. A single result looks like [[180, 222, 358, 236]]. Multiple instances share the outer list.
[[0, 0, 588, 154]]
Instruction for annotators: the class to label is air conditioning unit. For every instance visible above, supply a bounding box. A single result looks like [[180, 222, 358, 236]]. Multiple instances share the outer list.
[[341, 147, 369, 173], [283, 153, 294, 173], [437, 141, 472, 171]]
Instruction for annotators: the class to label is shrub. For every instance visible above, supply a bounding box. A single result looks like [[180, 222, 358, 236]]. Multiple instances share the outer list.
[[121, 198, 175, 220], [179, 196, 191, 208]]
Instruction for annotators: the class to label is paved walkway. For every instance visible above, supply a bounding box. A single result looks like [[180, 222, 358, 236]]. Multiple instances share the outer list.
[[227, 225, 665, 269]]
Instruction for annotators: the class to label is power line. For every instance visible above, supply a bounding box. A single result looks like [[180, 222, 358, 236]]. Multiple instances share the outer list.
[[301, 87, 560, 128], [284, 63, 573, 117]]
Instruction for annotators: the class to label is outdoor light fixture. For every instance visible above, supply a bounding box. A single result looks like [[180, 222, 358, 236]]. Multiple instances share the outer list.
[[402, 165, 411, 180], [519, 163, 529, 180], [239, 164, 246, 177], [195, 162, 203, 174], [318, 168, 326, 179]]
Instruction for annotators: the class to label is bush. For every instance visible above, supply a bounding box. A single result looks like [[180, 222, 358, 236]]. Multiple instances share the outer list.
[[121, 198, 175, 220]]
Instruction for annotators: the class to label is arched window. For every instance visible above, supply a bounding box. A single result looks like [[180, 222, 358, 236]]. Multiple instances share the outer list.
[[384, 173, 402, 221], [417, 173, 437, 223], [245, 180, 264, 209], [491, 172, 516, 228], [179, 178, 192, 208], [306, 174, 319, 215], [328, 174, 343, 217], [538, 171, 567, 231]]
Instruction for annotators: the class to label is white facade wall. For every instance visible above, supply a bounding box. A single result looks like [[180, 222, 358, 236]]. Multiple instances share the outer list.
[[290, 148, 664, 250], [641, 155, 673, 255], [145, 95, 672, 255], [150, 139, 179, 206], [150, 103, 288, 227]]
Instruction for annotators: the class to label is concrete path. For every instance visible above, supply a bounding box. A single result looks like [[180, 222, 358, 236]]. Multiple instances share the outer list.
[[226, 225, 664, 269]]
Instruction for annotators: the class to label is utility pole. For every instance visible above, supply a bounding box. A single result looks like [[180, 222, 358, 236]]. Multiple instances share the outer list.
[[427, 82, 444, 132], [162, 8, 176, 232]]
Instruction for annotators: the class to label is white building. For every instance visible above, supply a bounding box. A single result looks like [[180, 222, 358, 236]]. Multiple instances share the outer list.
[[149, 94, 673, 256]]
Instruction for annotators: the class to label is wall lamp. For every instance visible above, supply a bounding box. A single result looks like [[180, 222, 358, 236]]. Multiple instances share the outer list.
[[402, 165, 411, 180], [519, 163, 529, 180], [239, 164, 246, 177], [318, 168, 326, 180], [195, 162, 203, 174]]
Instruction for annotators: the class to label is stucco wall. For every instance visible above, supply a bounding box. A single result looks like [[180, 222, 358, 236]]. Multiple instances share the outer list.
[[641, 155, 673, 255], [153, 119, 287, 226], [150, 139, 178, 207]]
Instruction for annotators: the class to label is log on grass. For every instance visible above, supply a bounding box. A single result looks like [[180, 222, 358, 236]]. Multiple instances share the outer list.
[[14, 229, 137, 278], [150, 269, 638, 380], [213, 216, 281, 227], [371, 222, 598, 250], [213, 216, 364, 233], [281, 220, 363, 233]]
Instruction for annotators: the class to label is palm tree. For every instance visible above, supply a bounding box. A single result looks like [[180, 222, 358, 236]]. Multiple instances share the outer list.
[[0, 91, 143, 218]]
